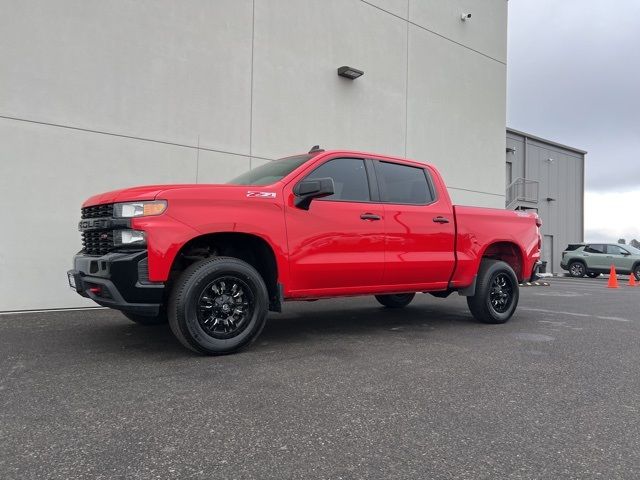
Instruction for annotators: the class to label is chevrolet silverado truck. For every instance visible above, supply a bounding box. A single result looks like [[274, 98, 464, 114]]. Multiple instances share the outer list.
[[68, 147, 542, 355]]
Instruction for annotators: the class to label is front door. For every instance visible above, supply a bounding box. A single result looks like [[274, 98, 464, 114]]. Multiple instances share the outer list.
[[285, 157, 385, 294], [374, 160, 455, 289], [606, 244, 635, 273]]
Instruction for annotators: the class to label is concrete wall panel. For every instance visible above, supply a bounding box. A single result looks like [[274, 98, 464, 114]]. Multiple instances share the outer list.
[[409, 0, 508, 62], [251, 0, 408, 159], [363, 0, 409, 19], [448, 188, 505, 209], [406, 25, 507, 206], [196, 151, 251, 184], [0, 0, 254, 154], [0, 118, 197, 310]]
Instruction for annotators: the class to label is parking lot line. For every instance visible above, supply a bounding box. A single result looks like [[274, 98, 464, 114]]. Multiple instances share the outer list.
[[595, 316, 632, 322], [519, 307, 591, 317], [520, 307, 632, 323]]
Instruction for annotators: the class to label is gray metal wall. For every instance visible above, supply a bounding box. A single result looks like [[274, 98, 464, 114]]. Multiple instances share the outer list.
[[0, 0, 508, 311], [506, 129, 586, 273]]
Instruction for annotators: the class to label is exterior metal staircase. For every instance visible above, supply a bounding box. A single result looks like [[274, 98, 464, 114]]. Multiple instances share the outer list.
[[506, 177, 539, 211]]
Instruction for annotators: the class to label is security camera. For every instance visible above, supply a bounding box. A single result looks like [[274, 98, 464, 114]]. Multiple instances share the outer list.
[[461, 13, 471, 21]]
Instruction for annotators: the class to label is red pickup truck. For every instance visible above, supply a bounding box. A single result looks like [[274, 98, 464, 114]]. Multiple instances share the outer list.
[[68, 147, 542, 355]]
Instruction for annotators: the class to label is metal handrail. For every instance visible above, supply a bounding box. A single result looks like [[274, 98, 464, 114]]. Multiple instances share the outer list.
[[506, 177, 539, 209]]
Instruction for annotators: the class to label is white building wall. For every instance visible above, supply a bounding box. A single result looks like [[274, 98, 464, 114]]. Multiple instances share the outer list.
[[0, 0, 508, 311]]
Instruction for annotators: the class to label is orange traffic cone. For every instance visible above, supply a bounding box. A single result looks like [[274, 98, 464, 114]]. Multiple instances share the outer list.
[[629, 274, 637, 287], [607, 265, 619, 288]]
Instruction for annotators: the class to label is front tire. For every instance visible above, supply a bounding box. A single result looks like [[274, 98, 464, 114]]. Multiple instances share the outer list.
[[569, 261, 586, 277], [168, 257, 269, 355], [633, 264, 640, 281], [375, 293, 415, 308], [467, 259, 519, 324]]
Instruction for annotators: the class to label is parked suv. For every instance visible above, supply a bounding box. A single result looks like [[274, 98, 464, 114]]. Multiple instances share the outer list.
[[561, 243, 640, 279]]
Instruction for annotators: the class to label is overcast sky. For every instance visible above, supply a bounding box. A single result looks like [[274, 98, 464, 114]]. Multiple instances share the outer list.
[[507, 0, 640, 242]]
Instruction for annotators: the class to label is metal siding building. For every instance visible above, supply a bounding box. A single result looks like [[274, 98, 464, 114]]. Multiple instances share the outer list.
[[0, 0, 509, 311], [506, 128, 586, 274]]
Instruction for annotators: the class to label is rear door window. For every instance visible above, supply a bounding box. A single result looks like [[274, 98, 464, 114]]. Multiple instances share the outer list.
[[584, 244, 605, 254], [375, 161, 434, 205]]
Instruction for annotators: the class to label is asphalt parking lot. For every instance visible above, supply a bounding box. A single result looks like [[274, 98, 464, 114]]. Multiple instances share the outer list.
[[1, 276, 639, 480]]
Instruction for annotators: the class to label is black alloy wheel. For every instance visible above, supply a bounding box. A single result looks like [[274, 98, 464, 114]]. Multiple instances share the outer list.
[[488, 273, 514, 314], [467, 259, 519, 324], [197, 276, 254, 339], [168, 257, 269, 355]]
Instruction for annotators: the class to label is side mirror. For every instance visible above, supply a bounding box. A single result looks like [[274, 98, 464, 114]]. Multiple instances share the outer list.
[[293, 177, 335, 210]]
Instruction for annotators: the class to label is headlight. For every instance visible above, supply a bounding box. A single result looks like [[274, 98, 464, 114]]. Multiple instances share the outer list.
[[113, 229, 146, 246], [113, 200, 167, 218]]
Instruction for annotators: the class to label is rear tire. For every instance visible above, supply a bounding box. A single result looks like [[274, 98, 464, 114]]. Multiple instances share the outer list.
[[568, 261, 586, 277], [633, 264, 640, 281], [375, 293, 415, 308], [467, 259, 519, 324], [122, 310, 167, 326], [586, 272, 600, 278], [168, 256, 268, 355]]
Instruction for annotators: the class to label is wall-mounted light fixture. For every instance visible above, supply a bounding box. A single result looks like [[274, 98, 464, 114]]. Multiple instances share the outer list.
[[461, 13, 472, 21], [337, 66, 364, 80], [506, 147, 516, 153]]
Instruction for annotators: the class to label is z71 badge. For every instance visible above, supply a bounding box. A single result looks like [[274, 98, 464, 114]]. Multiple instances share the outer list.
[[246, 191, 276, 198]]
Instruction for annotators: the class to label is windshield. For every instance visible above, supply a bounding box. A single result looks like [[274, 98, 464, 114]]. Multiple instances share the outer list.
[[227, 154, 314, 186], [625, 245, 640, 255]]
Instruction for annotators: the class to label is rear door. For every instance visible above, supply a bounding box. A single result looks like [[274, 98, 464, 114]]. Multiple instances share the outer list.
[[583, 244, 608, 270], [374, 160, 455, 288], [284, 157, 385, 293]]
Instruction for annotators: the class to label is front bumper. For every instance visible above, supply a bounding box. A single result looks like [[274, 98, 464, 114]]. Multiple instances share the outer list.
[[67, 250, 164, 316]]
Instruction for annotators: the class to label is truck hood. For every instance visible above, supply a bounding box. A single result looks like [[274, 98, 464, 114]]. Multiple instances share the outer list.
[[82, 183, 279, 207], [83, 184, 204, 207]]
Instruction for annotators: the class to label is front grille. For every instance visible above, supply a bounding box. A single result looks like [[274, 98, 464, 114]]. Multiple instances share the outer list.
[[81, 204, 114, 219], [81, 229, 114, 256], [81, 204, 115, 255]]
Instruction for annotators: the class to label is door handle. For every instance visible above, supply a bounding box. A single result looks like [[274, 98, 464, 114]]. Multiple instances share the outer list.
[[433, 216, 450, 224], [360, 213, 381, 221]]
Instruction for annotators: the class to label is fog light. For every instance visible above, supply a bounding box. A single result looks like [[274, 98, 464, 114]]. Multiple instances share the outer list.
[[114, 229, 146, 247]]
